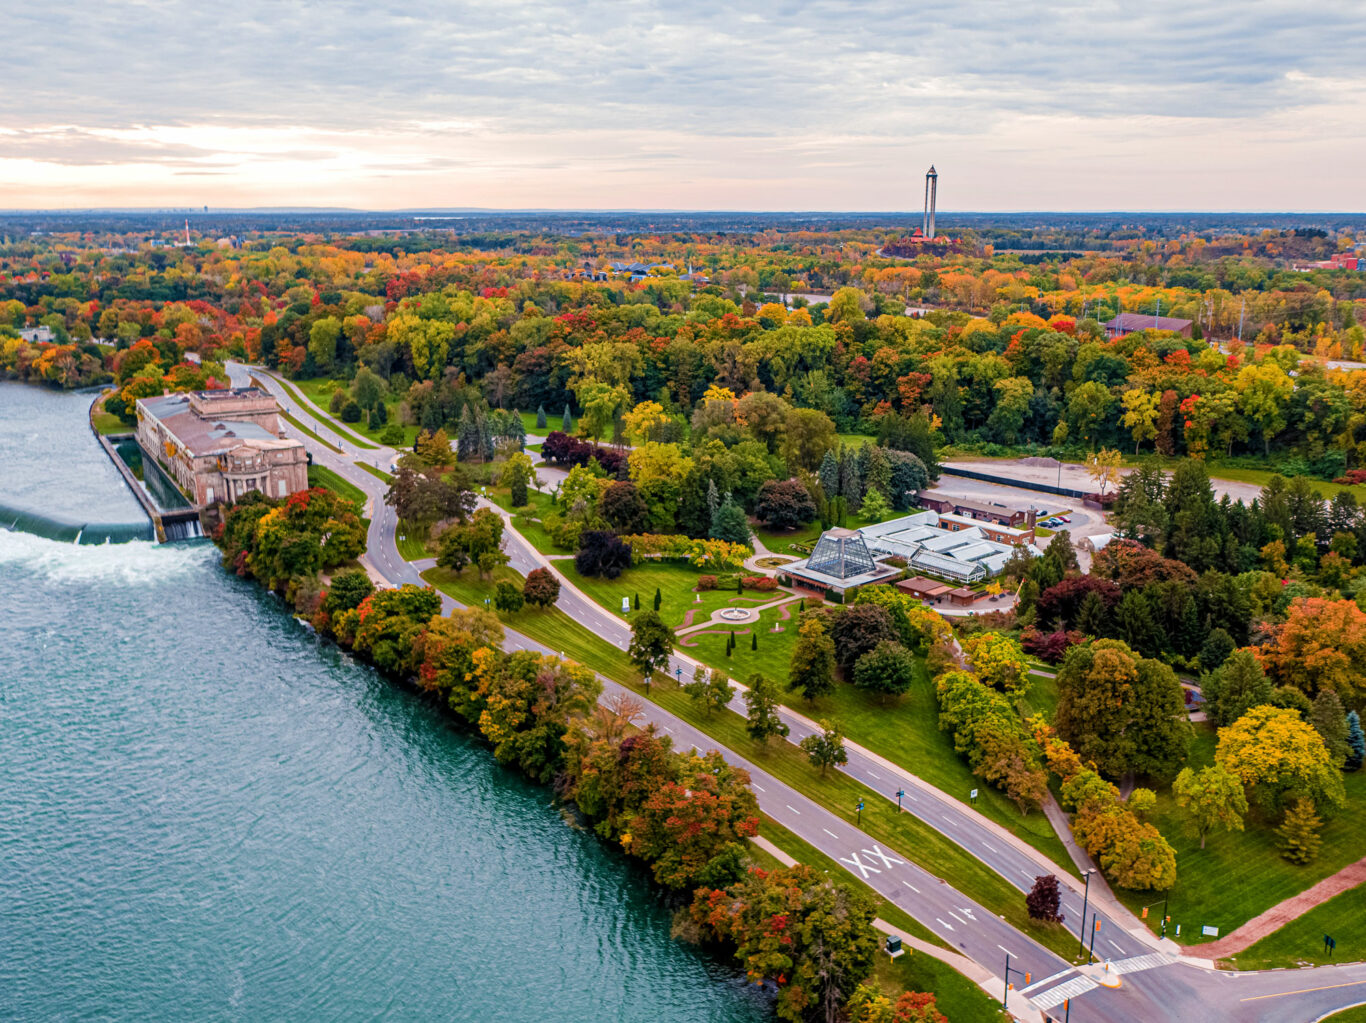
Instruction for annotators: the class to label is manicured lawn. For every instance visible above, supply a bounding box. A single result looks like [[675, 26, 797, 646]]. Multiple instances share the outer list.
[[396, 530, 432, 561], [511, 514, 564, 555], [283, 376, 385, 448], [563, 560, 775, 631], [520, 410, 564, 436], [307, 465, 366, 506], [557, 557, 1073, 872], [422, 562, 1082, 962], [755, 510, 878, 552], [1110, 724, 1366, 945], [837, 432, 876, 449], [774, 659, 1076, 875], [1232, 882, 1366, 970], [279, 409, 341, 452], [357, 462, 392, 484], [91, 409, 129, 434], [1320, 1006, 1366, 1023]]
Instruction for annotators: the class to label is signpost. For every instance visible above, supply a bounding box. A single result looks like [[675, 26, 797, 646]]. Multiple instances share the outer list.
[[1325, 934, 1337, 958], [969, 788, 978, 804], [621, 597, 630, 615], [856, 800, 865, 827], [896, 788, 905, 812]]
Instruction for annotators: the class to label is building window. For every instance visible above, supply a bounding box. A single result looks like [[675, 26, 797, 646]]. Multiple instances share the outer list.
[[278, 479, 287, 497]]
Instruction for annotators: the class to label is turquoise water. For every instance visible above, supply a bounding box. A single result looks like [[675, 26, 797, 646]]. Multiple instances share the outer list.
[[0, 390, 769, 1022]]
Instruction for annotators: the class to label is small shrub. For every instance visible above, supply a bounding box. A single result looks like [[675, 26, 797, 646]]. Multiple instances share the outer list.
[[697, 575, 717, 591], [752, 577, 778, 592]]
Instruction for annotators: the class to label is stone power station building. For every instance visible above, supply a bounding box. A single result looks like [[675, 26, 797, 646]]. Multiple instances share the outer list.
[[135, 388, 308, 508]]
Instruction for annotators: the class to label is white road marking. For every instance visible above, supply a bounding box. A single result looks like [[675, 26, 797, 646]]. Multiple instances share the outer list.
[[982, 841, 997, 853], [861, 845, 905, 869], [823, 828, 840, 839], [1020, 870, 1034, 879], [1022, 968, 1076, 995], [751, 783, 764, 792], [902, 881, 920, 894], [936, 918, 955, 931], [998, 945, 1016, 957], [839, 852, 881, 879], [1108, 940, 1125, 954], [940, 816, 956, 827], [948, 910, 967, 925], [786, 805, 801, 815], [867, 771, 880, 779], [957, 906, 976, 920], [1032, 976, 1098, 1010]]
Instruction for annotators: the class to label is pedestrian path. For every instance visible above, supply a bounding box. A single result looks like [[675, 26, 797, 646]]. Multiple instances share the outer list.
[[1029, 974, 1097, 1010]]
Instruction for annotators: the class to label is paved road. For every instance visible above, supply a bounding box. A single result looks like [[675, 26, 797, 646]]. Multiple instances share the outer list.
[[228, 363, 1366, 1022]]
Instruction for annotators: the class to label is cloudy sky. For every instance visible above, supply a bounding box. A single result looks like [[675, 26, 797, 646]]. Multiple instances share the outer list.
[[4, 1, 1365, 211]]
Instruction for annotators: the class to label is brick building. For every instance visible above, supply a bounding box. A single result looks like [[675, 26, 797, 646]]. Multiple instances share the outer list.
[[135, 388, 308, 508]]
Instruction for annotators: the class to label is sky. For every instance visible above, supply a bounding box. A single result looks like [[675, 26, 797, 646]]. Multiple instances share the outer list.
[[4, 1, 1365, 212]]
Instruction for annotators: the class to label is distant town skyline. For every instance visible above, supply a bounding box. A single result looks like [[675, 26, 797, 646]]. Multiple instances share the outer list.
[[4, 1, 1365, 212]]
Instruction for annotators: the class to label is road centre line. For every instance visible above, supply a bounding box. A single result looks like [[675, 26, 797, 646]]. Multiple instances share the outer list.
[[998, 945, 1016, 957], [902, 881, 920, 893], [823, 828, 839, 839], [786, 805, 801, 815], [936, 918, 955, 931], [750, 782, 764, 791], [1241, 980, 1366, 1002]]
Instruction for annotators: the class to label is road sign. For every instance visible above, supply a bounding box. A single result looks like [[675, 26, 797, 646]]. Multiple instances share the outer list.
[[621, 597, 630, 614], [970, 788, 978, 803], [1202, 925, 1219, 937]]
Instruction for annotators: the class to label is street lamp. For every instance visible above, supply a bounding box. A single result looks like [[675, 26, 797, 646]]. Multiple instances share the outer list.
[[896, 788, 905, 812], [1077, 868, 1095, 959]]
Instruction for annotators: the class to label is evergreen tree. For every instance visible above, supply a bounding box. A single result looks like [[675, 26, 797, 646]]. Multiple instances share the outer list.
[[1309, 690, 1350, 767], [865, 446, 892, 498], [477, 406, 496, 462], [653, 587, 662, 612], [562, 403, 575, 435], [710, 496, 751, 546], [1347, 711, 1365, 771], [456, 404, 478, 461], [1116, 590, 1162, 657], [1277, 798, 1323, 864], [368, 400, 388, 428], [840, 447, 863, 511], [1076, 589, 1107, 636], [706, 479, 721, 527], [536, 405, 547, 430], [1202, 650, 1273, 728], [818, 449, 841, 499], [1199, 628, 1235, 671], [750, 632, 757, 651], [633, 592, 640, 611]]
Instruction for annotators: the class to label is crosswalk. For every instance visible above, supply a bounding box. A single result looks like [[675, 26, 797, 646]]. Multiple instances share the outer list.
[[1031, 975, 1098, 1010], [1025, 952, 1177, 1010], [1107, 951, 1176, 975]]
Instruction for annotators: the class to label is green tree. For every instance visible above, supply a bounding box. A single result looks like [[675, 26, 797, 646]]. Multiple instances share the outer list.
[[788, 614, 838, 701], [744, 674, 790, 743], [501, 451, 535, 508], [859, 488, 891, 523], [685, 666, 735, 715], [493, 580, 525, 614], [628, 610, 674, 692], [307, 316, 341, 373], [851, 641, 916, 703], [1172, 764, 1247, 849], [709, 495, 751, 546], [1309, 690, 1350, 768], [800, 720, 848, 777], [1202, 649, 1273, 728]]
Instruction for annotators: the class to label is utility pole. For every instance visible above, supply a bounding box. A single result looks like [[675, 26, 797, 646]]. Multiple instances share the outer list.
[[1077, 869, 1095, 958], [1088, 912, 1101, 964], [1002, 953, 1030, 1009]]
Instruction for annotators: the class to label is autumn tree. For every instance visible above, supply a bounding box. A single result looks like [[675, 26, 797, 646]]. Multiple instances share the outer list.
[[962, 632, 1031, 694], [755, 478, 818, 530], [1172, 764, 1247, 849], [1259, 598, 1366, 706], [845, 985, 947, 1023], [522, 567, 561, 609], [829, 603, 897, 672], [689, 864, 878, 1023], [1054, 640, 1190, 780], [1026, 874, 1064, 923], [1277, 798, 1323, 865], [1216, 705, 1346, 816]]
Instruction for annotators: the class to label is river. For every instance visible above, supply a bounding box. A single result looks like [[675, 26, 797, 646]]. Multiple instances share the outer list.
[[0, 387, 769, 1022]]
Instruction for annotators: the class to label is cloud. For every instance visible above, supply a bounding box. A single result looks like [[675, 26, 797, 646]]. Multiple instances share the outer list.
[[2, 1, 1365, 208]]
